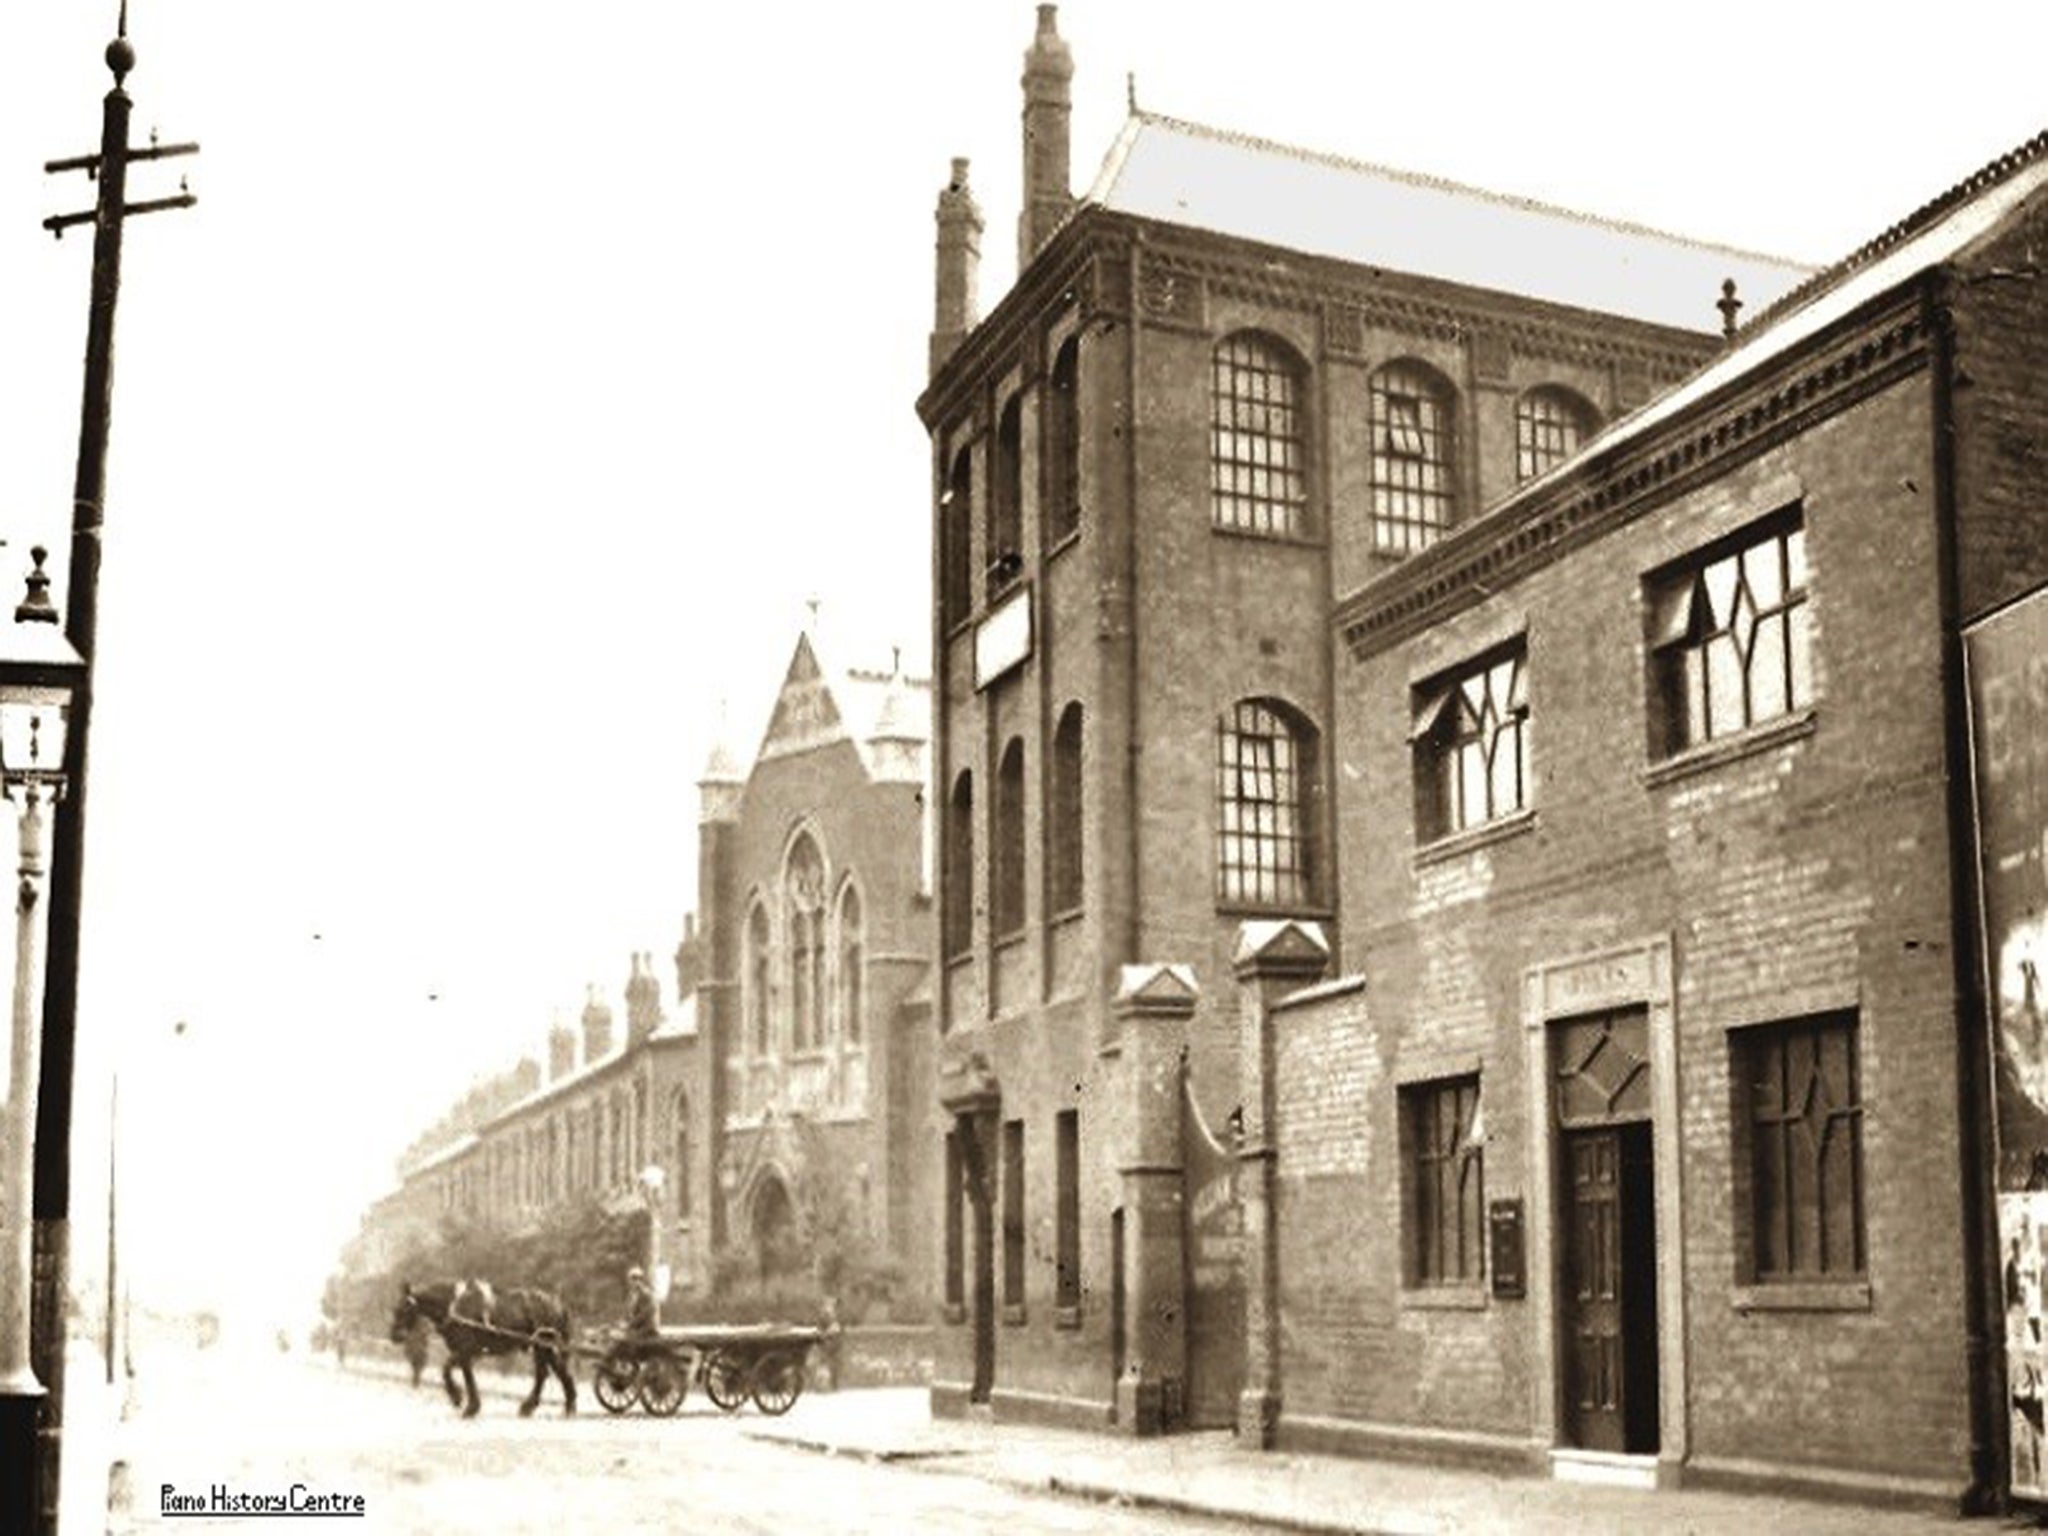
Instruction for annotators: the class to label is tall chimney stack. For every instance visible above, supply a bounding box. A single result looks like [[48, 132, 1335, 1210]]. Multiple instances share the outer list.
[[930, 157, 985, 374], [1018, 4, 1074, 270]]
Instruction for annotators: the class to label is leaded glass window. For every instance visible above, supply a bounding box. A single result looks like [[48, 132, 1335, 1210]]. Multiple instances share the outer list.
[[1415, 646, 1529, 840], [1651, 515, 1811, 754], [1405, 1076, 1484, 1287], [1736, 1013, 1864, 1280]]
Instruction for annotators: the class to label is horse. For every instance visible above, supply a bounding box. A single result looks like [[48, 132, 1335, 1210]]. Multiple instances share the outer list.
[[390, 1279, 578, 1418]]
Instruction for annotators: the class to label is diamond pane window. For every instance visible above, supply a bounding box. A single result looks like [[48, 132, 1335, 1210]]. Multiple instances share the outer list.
[[1414, 645, 1529, 841], [1650, 514, 1811, 755]]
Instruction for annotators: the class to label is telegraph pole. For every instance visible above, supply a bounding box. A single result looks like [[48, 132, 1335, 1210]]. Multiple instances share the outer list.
[[24, 6, 196, 1529]]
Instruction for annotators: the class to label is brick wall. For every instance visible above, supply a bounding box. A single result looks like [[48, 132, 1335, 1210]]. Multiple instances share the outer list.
[[1282, 368, 1978, 1490]]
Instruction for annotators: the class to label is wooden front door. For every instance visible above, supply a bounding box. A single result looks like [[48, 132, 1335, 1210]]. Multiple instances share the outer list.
[[1561, 1122, 1658, 1453]]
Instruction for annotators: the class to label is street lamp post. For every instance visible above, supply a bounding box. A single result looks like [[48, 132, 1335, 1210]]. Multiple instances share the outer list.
[[637, 1165, 667, 1315], [0, 553, 87, 1536]]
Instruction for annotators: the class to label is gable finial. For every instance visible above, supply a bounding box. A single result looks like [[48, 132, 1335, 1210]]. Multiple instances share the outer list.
[[1716, 278, 1743, 342], [1126, 70, 1138, 114]]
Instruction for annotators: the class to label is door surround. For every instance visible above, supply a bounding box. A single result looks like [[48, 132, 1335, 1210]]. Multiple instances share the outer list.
[[1521, 936, 1687, 1485]]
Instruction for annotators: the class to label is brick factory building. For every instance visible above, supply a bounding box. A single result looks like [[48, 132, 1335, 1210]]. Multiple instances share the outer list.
[[922, 4, 2046, 1513]]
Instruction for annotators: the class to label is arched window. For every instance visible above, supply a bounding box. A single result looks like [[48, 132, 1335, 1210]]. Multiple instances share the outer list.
[[1515, 386, 1597, 483], [746, 902, 772, 1056], [941, 446, 973, 631], [1046, 337, 1081, 545], [785, 834, 827, 1053], [1048, 703, 1083, 915], [1217, 698, 1319, 908], [944, 770, 974, 960], [1369, 360, 1456, 554], [837, 883, 864, 1046], [673, 1091, 692, 1219], [1212, 332, 1308, 536], [988, 396, 1024, 598], [993, 739, 1026, 938]]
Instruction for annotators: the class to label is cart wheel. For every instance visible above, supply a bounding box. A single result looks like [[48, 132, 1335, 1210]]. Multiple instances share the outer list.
[[593, 1355, 639, 1416], [638, 1354, 687, 1418], [750, 1351, 804, 1417], [702, 1350, 749, 1412]]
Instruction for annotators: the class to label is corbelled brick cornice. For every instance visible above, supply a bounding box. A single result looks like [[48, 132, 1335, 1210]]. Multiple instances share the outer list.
[[1336, 284, 1932, 660]]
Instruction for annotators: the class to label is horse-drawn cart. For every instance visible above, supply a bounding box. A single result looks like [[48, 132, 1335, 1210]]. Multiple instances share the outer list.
[[588, 1322, 828, 1419]]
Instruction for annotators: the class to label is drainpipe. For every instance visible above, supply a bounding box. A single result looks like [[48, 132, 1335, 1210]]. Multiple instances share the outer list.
[[1925, 271, 2002, 1514]]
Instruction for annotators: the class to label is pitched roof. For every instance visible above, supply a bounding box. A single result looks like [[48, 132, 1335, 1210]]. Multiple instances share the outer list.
[[1084, 111, 1815, 333], [753, 630, 930, 778], [1334, 127, 2048, 641], [1506, 128, 2048, 503]]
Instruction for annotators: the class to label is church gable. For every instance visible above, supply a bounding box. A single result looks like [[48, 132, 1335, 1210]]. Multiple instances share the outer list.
[[758, 634, 849, 763]]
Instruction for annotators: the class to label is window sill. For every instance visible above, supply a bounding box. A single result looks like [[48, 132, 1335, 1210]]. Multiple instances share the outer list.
[[1643, 707, 1817, 790], [993, 931, 1026, 954], [942, 1303, 966, 1326], [1210, 521, 1324, 550], [1414, 808, 1536, 868], [1053, 1303, 1082, 1331], [1002, 1303, 1027, 1327], [1400, 1284, 1488, 1312], [944, 951, 974, 972], [1047, 527, 1082, 562], [1732, 1279, 1871, 1314], [1047, 906, 1084, 930], [1214, 901, 1335, 922]]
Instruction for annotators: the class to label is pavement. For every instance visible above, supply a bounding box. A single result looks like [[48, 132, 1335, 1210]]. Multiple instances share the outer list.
[[740, 1389, 1990, 1535], [53, 1345, 2009, 1534]]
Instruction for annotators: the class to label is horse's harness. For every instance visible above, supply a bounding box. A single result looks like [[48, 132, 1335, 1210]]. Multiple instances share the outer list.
[[439, 1280, 564, 1353]]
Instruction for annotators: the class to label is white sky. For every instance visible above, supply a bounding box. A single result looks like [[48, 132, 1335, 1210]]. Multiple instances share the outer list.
[[0, 1, 2041, 1332]]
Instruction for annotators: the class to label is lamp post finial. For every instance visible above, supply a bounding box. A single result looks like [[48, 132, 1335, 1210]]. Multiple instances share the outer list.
[[16, 549, 59, 628]]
